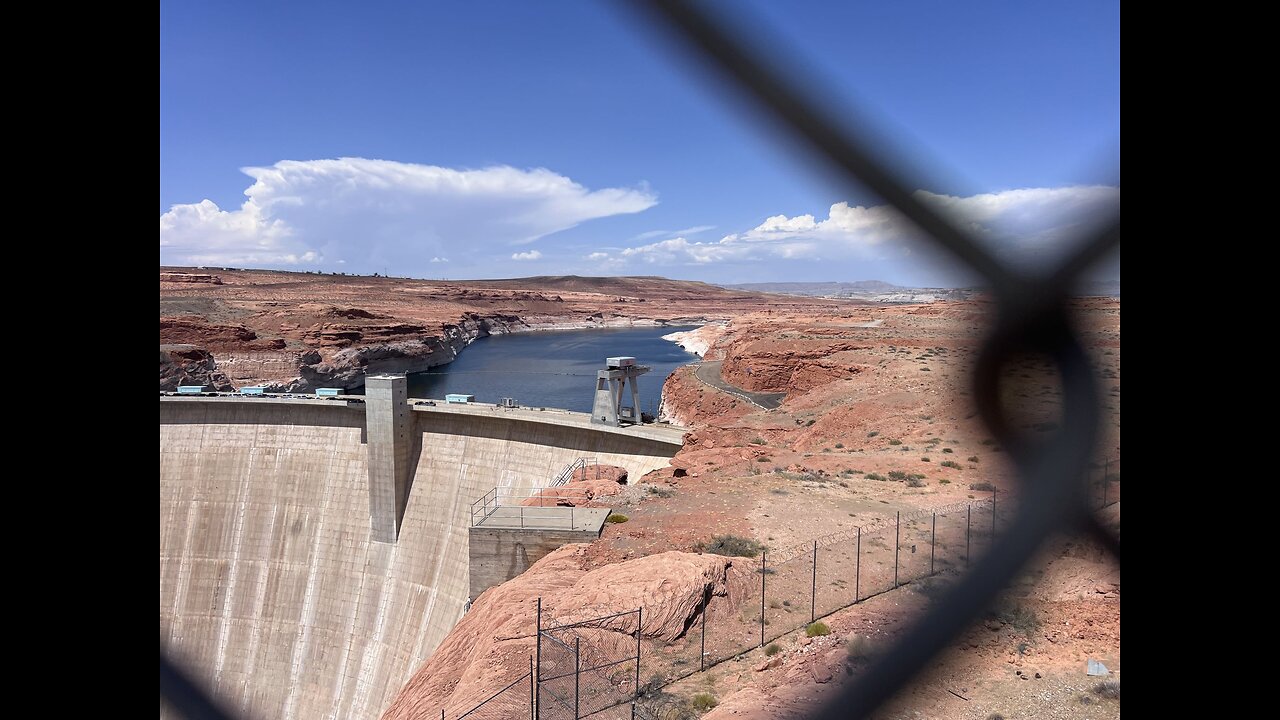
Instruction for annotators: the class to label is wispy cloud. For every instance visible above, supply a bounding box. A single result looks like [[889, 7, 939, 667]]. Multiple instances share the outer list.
[[631, 224, 716, 241], [159, 158, 656, 272]]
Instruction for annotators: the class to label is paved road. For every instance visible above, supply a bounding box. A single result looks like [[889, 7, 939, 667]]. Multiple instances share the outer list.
[[694, 360, 786, 409]]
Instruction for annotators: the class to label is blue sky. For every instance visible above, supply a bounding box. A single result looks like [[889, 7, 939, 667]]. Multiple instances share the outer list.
[[160, 1, 1119, 286]]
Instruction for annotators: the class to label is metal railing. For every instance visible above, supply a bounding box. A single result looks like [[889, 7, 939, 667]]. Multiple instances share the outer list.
[[550, 459, 598, 488], [470, 485, 600, 529]]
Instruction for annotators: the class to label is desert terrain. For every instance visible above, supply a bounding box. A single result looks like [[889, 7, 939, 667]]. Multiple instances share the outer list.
[[382, 297, 1121, 720], [158, 271, 1120, 719], [159, 268, 844, 392]]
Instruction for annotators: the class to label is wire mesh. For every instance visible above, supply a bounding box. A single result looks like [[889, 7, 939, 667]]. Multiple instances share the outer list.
[[537, 634, 578, 720], [539, 610, 641, 720], [453, 668, 532, 720]]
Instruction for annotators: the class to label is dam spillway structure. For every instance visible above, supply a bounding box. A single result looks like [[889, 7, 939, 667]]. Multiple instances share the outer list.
[[591, 356, 650, 427], [159, 374, 685, 719]]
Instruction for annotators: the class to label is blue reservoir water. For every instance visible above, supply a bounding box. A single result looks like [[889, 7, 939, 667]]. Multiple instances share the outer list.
[[407, 326, 700, 414]]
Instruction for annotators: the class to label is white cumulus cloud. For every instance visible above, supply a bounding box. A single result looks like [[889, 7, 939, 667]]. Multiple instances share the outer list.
[[605, 186, 1117, 272], [430, 256, 449, 263], [159, 158, 656, 273], [511, 250, 542, 261]]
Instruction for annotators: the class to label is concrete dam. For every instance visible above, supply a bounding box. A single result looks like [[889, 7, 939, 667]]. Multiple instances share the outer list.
[[159, 376, 685, 719]]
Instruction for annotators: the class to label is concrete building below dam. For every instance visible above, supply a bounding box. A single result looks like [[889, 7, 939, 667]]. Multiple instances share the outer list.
[[159, 376, 685, 719]]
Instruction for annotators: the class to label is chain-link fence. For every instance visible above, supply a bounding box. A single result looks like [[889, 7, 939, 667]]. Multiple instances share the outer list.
[[449, 661, 534, 720], [538, 606, 642, 720], [446, 457, 1121, 720], [634, 496, 1002, 694], [616, 4, 1120, 718]]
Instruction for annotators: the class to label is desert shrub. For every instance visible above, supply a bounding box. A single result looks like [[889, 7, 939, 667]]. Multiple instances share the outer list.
[[805, 621, 831, 637], [606, 513, 629, 523], [921, 457, 931, 462], [1093, 681, 1120, 699], [866, 472, 887, 481], [756, 456, 770, 462], [696, 535, 765, 557], [997, 602, 1040, 635], [941, 460, 962, 470], [939, 479, 951, 484], [764, 643, 782, 656], [646, 485, 675, 498], [835, 442, 844, 448], [805, 419, 816, 426], [968, 456, 980, 462], [970, 481, 996, 492], [887, 471, 908, 482], [750, 437, 766, 445], [846, 634, 876, 662], [942, 448, 954, 453], [691, 693, 719, 712], [888, 439, 902, 446], [906, 477, 926, 488], [867, 431, 879, 437]]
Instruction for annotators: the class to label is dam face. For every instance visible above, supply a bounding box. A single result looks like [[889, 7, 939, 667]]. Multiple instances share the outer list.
[[159, 383, 683, 719]]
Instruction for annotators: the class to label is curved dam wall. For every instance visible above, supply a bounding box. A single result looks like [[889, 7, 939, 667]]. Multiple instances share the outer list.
[[160, 390, 683, 720]]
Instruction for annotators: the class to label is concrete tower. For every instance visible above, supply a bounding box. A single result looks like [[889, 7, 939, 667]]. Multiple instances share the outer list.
[[590, 356, 651, 427]]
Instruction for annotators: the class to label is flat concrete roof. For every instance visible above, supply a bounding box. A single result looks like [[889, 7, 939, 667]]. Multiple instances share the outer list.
[[473, 506, 610, 532]]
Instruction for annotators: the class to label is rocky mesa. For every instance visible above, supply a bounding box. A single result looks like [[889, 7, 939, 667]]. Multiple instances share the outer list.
[[159, 268, 843, 391]]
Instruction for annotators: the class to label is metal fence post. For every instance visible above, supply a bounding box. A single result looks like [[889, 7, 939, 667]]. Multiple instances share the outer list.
[[574, 637, 580, 720], [634, 607, 642, 706], [1102, 458, 1109, 508], [760, 550, 766, 647], [855, 526, 861, 603], [991, 490, 997, 541], [965, 504, 971, 568], [894, 511, 900, 588], [535, 598, 541, 720], [930, 512, 936, 576], [700, 602, 707, 671], [811, 540, 818, 624]]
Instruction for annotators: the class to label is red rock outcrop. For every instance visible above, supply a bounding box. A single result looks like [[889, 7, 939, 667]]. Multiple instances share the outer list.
[[523, 465, 630, 506], [160, 272, 222, 284], [381, 546, 744, 720]]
